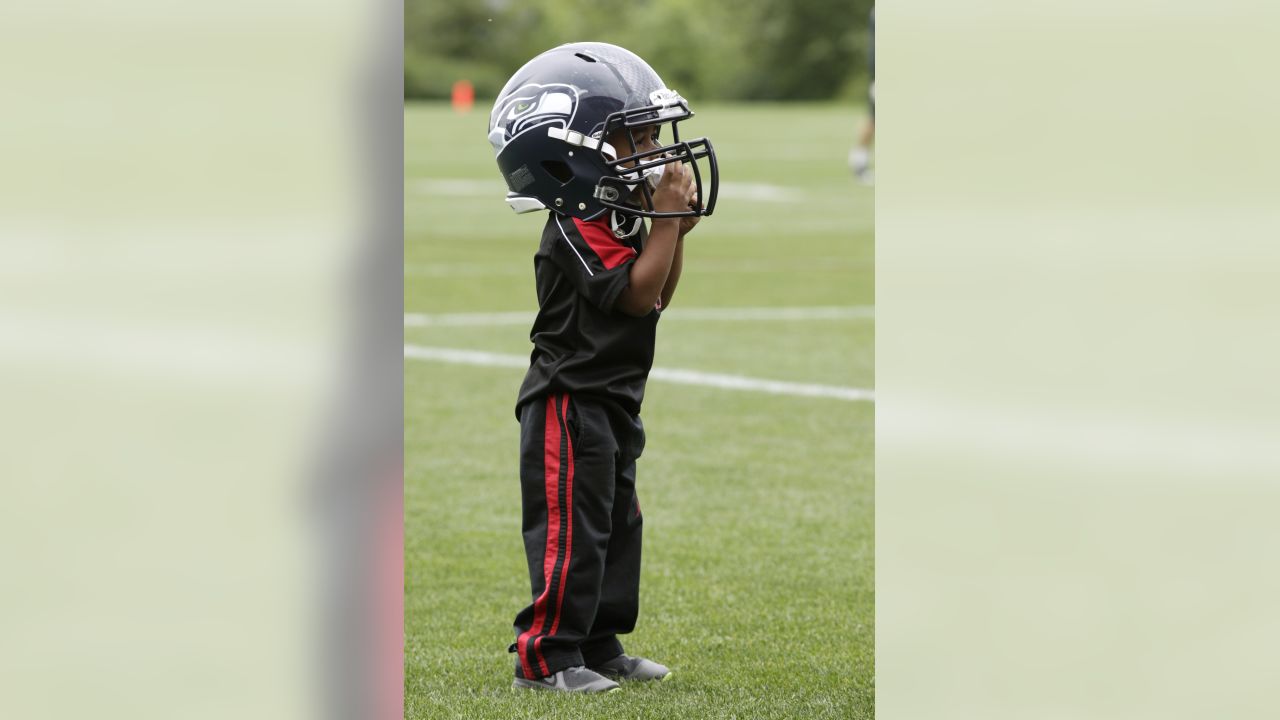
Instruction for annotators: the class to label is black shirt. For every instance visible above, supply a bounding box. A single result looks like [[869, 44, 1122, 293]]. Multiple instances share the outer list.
[[516, 211, 659, 417]]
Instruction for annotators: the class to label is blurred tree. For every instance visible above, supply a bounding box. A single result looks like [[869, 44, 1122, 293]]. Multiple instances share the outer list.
[[405, 0, 874, 101], [732, 0, 870, 100]]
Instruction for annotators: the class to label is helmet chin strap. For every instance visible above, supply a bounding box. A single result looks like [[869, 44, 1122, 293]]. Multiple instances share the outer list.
[[610, 209, 643, 239], [602, 148, 659, 226]]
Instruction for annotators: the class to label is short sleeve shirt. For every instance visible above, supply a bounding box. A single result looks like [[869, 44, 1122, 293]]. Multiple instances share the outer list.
[[516, 212, 660, 417]]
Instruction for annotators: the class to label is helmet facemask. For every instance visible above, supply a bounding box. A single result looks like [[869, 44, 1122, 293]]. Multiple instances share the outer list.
[[591, 93, 718, 219]]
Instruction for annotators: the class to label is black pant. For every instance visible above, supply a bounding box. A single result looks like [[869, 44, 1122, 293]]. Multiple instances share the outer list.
[[512, 393, 645, 678]]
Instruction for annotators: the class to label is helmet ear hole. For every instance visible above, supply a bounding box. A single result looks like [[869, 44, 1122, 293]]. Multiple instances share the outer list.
[[541, 160, 574, 185]]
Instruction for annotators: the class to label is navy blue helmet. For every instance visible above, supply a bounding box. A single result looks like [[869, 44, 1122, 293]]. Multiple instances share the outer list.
[[487, 42, 718, 221]]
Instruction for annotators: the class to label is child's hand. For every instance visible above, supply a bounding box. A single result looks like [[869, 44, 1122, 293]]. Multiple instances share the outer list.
[[651, 159, 695, 216], [679, 197, 700, 236]]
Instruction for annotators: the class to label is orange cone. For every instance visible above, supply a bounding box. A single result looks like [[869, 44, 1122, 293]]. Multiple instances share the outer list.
[[451, 80, 474, 113]]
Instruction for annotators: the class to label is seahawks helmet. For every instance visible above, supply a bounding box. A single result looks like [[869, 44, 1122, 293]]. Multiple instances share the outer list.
[[487, 42, 718, 220]]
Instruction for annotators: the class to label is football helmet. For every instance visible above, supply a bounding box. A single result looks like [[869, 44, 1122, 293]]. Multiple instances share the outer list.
[[487, 42, 718, 220]]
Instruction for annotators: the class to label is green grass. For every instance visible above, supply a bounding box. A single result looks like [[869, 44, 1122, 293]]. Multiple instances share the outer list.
[[405, 101, 874, 719]]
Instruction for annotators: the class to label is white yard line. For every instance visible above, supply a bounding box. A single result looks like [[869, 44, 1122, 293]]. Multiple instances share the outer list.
[[405, 312, 532, 327], [403, 263, 528, 278], [662, 306, 874, 321], [649, 367, 875, 402], [404, 346, 526, 368], [404, 345, 875, 403], [405, 305, 874, 327]]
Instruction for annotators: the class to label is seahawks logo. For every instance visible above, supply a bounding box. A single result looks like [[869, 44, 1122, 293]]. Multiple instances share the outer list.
[[488, 83, 579, 153]]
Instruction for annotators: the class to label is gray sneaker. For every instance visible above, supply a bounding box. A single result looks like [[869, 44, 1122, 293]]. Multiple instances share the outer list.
[[511, 665, 620, 693], [590, 654, 671, 682]]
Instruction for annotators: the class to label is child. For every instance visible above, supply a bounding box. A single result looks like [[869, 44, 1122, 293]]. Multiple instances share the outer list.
[[849, 5, 875, 183], [486, 41, 718, 693]]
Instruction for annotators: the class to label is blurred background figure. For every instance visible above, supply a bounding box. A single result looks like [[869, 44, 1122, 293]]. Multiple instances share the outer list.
[[849, 5, 875, 184]]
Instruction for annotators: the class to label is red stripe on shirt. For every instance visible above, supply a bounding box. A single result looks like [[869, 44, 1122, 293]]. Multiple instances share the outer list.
[[573, 216, 637, 270]]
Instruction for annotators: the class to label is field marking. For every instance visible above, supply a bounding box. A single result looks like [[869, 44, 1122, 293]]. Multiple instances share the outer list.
[[404, 263, 528, 277], [411, 179, 803, 203], [716, 182, 802, 202], [405, 305, 874, 327], [404, 345, 875, 403], [406, 311, 531, 327]]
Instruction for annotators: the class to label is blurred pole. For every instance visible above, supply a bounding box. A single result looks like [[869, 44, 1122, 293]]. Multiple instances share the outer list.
[[314, 0, 404, 717]]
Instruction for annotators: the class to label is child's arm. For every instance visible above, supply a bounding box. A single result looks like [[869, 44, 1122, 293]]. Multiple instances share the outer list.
[[614, 162, 696, 317], [658, 237, 683, 311], [659, 211, 699, 310]]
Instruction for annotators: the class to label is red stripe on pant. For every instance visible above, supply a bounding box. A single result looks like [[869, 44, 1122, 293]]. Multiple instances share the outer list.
[[537, 395, 575, 658], [516, 395, 574, 678]]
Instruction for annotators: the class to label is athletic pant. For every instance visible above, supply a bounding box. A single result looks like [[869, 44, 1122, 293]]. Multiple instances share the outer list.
[[511, 393, 645, 678]]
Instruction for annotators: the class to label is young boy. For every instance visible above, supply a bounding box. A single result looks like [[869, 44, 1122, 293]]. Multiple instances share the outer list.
[[486, 42, 718, 693], [849, 5, 875, 183]]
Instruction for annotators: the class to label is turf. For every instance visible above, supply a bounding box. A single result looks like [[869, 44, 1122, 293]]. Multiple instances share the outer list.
[[405, 101, 874, 719]]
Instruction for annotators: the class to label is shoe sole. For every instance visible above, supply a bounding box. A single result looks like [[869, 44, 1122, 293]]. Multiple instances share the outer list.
[[595, 671, 672, 683], [511, 679, 621, 694]]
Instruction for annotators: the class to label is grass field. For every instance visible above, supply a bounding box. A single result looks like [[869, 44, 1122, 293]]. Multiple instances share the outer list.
[[404, 101, 874, 719]]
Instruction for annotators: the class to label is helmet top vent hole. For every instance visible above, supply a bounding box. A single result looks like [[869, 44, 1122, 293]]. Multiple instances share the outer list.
[[574, 53, 597, 63], [541, 160, 574, 185]]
